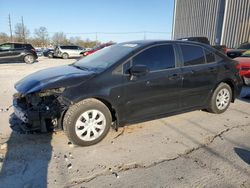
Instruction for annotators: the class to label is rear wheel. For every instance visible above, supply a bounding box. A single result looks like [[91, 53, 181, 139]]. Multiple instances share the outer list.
[[207, 83, 232, 114], [63, 99, 111, 146], [62, 53, 69, 59], [24, 55, 35, 64]]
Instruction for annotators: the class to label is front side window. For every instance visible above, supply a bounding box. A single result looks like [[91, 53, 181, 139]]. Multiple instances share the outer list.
[[0, 43, 12, 50], [132, 45, 175, 71], [180, 44, 205, 66]]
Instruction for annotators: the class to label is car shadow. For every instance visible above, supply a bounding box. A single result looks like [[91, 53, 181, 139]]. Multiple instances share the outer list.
[[234, 148, 250, 165], [238, 86, 250, 103], [0, 114, 52, 188]]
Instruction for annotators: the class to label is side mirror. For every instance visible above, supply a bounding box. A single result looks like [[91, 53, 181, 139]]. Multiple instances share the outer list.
[[129, 64, 149, 76]]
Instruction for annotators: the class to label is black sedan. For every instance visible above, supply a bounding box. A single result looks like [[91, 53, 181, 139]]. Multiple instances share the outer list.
[[13, 40, 242, 146]]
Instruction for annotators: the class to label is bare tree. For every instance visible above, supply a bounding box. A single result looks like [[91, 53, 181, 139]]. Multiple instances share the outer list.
[[52, 32, 69, 45], [14, 23, 30, 42], [34, 26, 49, 47], [0, 32, 10, 43]]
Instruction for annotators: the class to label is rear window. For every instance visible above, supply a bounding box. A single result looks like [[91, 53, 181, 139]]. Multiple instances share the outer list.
[[180, 44, 206, 66]]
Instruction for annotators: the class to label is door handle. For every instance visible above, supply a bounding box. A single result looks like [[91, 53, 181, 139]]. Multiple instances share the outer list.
[[169, 74, 181, 80], [209, 67, 217, 72]]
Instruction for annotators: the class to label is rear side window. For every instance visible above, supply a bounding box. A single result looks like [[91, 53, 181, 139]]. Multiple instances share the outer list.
[[14, 43, 24, 49], [70, 46, 78, 50], [60, 46, 69, 49], [24, 44, 33, 50], [180, 44, 205, 66], [132, 44, 175, 71], [205, 49, 216, 63]]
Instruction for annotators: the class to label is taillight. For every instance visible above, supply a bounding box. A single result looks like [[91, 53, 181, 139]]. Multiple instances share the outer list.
[[31, 48, 36, 52]]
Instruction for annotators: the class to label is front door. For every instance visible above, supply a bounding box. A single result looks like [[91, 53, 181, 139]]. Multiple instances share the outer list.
[[120, 44, 182, 121], [0, 43, 14, 62]]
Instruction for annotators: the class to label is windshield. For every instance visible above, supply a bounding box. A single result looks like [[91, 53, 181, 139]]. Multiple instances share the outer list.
[[73, 43, 139, 70]]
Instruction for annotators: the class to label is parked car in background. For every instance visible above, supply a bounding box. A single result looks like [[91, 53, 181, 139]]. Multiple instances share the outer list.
[[177, 37, 227, 53], [82, 42, 114, 56], [53, 45, 85, 59], [226, 42, 250, 59], [234, 50, 250, 85], [35, 48, 43, 56], [0, 42, 38, 64], [43, 48, 54, 58], [13, 40, 242, 146]]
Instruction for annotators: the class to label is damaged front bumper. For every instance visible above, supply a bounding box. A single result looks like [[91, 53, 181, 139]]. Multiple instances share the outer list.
[[12, 91, 71, 133]]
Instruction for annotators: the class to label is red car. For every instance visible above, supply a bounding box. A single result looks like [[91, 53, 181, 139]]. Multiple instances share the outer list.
[[82, 43, 114, 56], [234, 50, 250, 85]]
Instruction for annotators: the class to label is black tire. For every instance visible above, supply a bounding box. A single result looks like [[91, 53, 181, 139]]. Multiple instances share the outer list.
[[62, 53, 69, 59], [48, 53, 53, 58], [207, 83, 232, 114], [24, 54, 35, 64], [63, 98, 112, 146]]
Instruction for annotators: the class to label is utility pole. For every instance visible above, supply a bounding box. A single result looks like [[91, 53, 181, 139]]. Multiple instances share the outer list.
[[21, 16, 26, 43], [8, 14, 13, 42], [95, 32, 98, 44], [143, 31, 146, 40]]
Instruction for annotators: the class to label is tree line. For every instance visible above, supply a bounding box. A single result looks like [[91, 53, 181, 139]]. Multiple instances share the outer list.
[[0, 23, 101, 48]]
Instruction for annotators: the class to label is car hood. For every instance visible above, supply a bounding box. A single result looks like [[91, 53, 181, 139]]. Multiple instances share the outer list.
[[15, 65, 96, 94]]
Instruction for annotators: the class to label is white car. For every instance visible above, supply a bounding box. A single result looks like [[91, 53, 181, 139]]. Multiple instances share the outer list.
[[53, 45, 85, 59]]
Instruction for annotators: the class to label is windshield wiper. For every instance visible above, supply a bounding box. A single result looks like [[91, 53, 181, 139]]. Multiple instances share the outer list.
[[71, 64, 89, 71]]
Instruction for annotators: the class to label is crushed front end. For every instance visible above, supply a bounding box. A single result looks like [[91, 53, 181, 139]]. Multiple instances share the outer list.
[[12, 88, 70, 133]]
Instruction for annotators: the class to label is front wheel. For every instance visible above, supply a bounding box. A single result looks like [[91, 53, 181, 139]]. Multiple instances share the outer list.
[[24, 55, 35, 64], [63, 99, 111, 146], [207, 83, 232, 114]]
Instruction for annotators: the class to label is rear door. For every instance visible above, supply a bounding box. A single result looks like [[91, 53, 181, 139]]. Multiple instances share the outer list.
[[178, 43, 218, 108], [121, 44, 182, 121], [12, 43, 25, 59]]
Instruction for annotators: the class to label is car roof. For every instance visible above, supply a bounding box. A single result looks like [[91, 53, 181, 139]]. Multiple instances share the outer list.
[[120, 40, 210, 47]]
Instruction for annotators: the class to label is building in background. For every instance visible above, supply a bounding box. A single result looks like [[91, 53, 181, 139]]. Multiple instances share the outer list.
[[172, 0, 250, 48]]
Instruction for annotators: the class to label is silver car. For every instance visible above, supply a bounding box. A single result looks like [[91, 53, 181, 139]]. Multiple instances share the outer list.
[[54, 45, 85, 59]]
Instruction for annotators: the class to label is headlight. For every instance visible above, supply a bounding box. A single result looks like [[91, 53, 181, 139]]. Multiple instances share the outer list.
[[37, 87, 65, 97]]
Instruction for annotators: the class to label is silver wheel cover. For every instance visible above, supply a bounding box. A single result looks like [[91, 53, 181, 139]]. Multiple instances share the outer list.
[[75, 109, 106, 141], [215, 88, 230, 110]]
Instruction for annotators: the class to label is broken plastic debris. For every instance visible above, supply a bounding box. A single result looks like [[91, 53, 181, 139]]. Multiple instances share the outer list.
[[112, 172, 119, 178], [64, 155, 68, 162], [67, 163, 72, 169]]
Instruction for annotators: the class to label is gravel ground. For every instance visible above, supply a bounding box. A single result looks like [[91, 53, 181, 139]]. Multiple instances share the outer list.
[[0, 57, 249, 188]]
